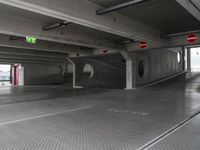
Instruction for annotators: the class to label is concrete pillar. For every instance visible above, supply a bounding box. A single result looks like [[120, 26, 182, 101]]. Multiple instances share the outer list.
[[182, 47, 186, 71], [126, 60, 133, 89], [121, 51, 136, 90], [187, 48, 191, 72], [18, 65, 24, 86], [66, 57, 76, 88], [72, 64, 76, 88]]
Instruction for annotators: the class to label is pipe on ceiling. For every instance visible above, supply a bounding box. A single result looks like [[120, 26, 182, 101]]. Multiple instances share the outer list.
[[96, 0, 149, 15], [42, 21, 71, 31], [162, 29, 200, 38]]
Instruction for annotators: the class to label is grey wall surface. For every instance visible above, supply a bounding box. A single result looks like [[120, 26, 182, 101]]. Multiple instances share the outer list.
[[64, 64, 73, 83], [72, 54, 126, 89], [71, 48, 184, 89], [64, 73, 73, 84], [131, 48, 184, 86], [24, 63, 63, 85]]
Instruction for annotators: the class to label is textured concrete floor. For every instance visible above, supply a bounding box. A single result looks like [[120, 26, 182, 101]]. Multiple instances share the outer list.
[[0, 73, 200, 150], [148, 113, 200, 150]]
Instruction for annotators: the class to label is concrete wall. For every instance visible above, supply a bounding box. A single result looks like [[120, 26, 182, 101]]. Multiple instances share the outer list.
[[72, 54, 126, 89], [131, 48, 184, 86], [24, 63, 63, 85], [71, 48, 184, 89], [64, 73, 73, 84]]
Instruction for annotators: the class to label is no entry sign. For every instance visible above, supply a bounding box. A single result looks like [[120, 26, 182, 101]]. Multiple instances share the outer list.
[[140, 41, 147, 49], [102, 48, 108, 54], [187, 33, 197, 44]]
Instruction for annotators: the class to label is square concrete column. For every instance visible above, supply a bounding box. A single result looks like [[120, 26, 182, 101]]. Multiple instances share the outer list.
[[18, 64, 24, 86], [126, 60, 133, 89], [126, 60, 136, 89], [66, 57, 76, 88], [121, 51, 136, 90]]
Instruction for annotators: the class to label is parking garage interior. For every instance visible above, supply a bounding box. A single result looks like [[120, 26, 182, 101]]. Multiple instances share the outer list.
[[0, 0, 200, 149]]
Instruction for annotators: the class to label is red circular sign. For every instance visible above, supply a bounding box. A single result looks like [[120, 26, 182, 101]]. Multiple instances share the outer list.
[[187, 33, 197, 44], [140, 41, 147, 49], [102, 48, 108, 54]]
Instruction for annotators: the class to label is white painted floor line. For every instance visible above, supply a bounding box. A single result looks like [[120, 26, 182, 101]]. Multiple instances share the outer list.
[[0, 105, 93, 126]]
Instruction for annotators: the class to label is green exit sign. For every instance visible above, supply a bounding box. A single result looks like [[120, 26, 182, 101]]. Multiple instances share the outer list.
[[26, 37, 37, 44]]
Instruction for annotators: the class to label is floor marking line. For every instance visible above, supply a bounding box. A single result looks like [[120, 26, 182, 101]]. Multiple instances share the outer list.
[[0, 105, 93, 126], [136, 111, 200, 150]]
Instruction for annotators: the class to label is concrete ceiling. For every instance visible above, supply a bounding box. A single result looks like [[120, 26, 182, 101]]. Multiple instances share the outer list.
[[0, 0, 170, 51], [0, 0, 200, 54], [0, 3, 128, 43], [89, 0, 129, 7], [64, 24, 129, 42], [0, 3, 59, 23], [90, 0, 200, 34]]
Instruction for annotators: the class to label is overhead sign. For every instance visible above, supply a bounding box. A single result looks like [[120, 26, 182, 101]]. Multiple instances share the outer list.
[[140, 41, 147, 49], [26, 37, 37, 44], [187, 33, 197, 44]]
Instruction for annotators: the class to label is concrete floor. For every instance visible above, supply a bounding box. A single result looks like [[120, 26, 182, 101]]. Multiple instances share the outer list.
[[0, 73, 200, 150]]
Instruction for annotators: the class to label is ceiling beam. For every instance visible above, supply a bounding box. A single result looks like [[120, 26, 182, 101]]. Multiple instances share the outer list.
[[127, 31, 200, 51], [0, 34, 92, 55], [42, 21, 72, 31], [0, 13, 121, 53], [169, 32, 200, 48], [0, 58, 64, 65], [0, 53, 66, 62], [162, 29, 200, 37], [0, 46, 67, 59], [0, 0, 168, 47], [96, 0, 148, 15], [176, 0, 200, 22], [191, 0, 200, 9]]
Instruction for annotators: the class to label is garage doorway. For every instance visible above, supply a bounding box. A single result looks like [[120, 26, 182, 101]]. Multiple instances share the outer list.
[[0, 64, 11, 86], [191, 47, 200, 72]]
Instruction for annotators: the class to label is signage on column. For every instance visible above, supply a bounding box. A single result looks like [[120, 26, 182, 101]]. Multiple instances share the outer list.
[[187, 33, 197, 44], [140, 41, 147, 49]]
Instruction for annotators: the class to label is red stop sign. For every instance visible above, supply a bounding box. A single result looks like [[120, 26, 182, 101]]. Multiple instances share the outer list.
[[140, 41, 147, 49], [187, 33, 197, 44]]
